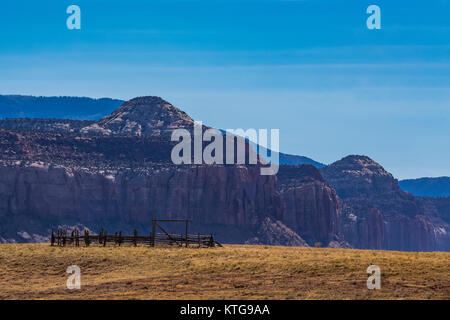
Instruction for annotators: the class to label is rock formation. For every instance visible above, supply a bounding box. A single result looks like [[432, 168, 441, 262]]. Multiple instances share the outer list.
[[320, 155, 448, 251], [80, 96, 195, 136], [245, 217, 309, 246], [0, 161, 283, 244], [276, 165, 344, 247], [417, 196, 450, 251], [0, 96, 448, 251]]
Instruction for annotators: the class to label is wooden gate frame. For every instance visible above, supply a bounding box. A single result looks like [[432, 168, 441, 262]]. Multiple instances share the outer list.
[[151, 218, 191, 247]]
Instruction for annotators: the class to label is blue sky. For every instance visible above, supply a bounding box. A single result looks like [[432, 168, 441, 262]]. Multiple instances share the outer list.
[[0, 0, 449, 179]]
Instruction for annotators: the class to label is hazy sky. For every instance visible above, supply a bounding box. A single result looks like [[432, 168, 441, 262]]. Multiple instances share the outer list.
[[0, 0, 449, 179]]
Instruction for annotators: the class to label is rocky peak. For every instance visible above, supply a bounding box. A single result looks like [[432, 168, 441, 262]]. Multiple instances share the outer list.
[[320, 156, 439, 251], [320, 155, 398, 198], [323, 155, 392, 178], [81, 96, 195, 136]]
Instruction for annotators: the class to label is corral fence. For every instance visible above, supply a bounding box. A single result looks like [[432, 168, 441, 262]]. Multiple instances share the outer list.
[[51, 218, 222, 248]]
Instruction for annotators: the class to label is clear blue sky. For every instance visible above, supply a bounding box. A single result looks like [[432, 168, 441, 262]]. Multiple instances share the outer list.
[[0, 0, 449, 179]]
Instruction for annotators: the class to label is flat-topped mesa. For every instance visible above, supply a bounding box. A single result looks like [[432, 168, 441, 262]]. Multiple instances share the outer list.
[[81, 96, 195, 136]]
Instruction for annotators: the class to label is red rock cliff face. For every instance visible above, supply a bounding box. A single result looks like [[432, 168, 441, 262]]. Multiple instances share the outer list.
[[0, 127, 343, 246], [320, 155, 439, 251], [0, 162, 284, 243], [0, 97, 302, 245], [276, 165, 343, 246], [417, 197, 450, 251], [3, 96, 445, 250]]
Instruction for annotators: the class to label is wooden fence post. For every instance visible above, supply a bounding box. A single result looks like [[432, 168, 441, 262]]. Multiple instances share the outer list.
[[151, 219, 156, 247], [62, 230, 67, 247], [133, 229, 137, 247], [75, 229, 79, 247], [84, 229, 90, 247], [103, 231, 107, 247], [185, 219, 189, 247], [51, 229, 55, 246]]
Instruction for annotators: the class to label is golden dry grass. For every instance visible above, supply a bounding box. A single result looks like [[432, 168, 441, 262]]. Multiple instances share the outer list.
[[0, 243, 448, 300]]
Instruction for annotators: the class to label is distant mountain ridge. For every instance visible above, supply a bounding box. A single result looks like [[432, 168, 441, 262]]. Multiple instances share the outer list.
[[278, 152, 325, 168], [248, 141, 326, 169], [0, 95, 324, 166], [399, 177, 450, 197], [0, 95, 124, 120]]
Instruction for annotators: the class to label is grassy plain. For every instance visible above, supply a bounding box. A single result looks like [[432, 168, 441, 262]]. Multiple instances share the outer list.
[[0, 244, 448, 300]]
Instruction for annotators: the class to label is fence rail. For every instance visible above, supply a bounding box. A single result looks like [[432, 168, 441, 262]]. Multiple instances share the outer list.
[[51, 228, 222, 248]]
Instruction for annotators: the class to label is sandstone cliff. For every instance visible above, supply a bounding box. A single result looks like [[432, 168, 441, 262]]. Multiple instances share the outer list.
[[0, 161, 284, 244], [320, 155, 447, 251], [1, 96, 448, 251], [418, 196, 450, 251], [0, 97, 293, 245], [277, 165, 343, 247], [0, 104, 339, 247]]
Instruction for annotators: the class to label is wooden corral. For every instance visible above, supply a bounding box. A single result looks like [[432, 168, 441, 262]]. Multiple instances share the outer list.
[[51, 219, 222, 248]]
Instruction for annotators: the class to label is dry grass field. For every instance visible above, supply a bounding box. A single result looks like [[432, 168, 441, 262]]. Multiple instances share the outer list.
[[0, 243, 448, 300]]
